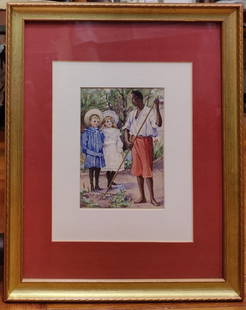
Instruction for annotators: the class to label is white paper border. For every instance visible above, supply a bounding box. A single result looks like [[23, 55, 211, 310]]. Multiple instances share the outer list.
[[52, 61, 193, 242]]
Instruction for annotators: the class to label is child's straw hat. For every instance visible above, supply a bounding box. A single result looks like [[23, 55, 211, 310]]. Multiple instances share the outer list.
[[84, 109, 103, 126], [103, 110, 119, 125]]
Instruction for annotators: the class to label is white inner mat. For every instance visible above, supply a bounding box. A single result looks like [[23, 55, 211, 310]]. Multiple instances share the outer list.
[[52, 61, 193, 242]]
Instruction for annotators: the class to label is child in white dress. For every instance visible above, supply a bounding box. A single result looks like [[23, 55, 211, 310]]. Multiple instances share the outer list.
[[102, 110, 124, 189]]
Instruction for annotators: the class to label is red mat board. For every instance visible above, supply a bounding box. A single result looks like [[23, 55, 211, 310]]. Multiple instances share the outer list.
[[23, 21, 222, 279]]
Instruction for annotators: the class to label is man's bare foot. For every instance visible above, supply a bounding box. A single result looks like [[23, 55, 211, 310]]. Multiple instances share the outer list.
[[150, 199, 160, 206], [134, 197, 146, 204]]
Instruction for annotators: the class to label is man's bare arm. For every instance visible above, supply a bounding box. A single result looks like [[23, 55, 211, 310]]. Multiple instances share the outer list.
[[124, 129, 133, 149], [154, 98, 162, 127]]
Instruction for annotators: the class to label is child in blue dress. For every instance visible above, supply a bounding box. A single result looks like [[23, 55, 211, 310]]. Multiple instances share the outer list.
[[81, 109, 105, 191]]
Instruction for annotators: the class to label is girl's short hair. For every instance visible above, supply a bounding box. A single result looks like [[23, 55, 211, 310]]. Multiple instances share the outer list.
[[102, 116, 117, 128]]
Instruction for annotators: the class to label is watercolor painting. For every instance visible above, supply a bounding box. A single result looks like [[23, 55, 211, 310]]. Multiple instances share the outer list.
[[80, 88, 164, 209]]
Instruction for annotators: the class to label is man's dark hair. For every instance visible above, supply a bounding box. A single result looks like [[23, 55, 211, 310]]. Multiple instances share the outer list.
[[131, 90, 143, 101]]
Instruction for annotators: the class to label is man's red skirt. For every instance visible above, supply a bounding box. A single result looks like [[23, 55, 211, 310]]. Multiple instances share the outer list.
[[131, 136, 153, 178]]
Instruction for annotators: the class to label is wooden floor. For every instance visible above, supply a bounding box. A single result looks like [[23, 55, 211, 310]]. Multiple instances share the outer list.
[[0, 116, 245, 310]]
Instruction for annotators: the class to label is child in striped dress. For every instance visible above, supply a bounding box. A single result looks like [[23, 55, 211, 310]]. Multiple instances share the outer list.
[[81, 109, 105, 191]]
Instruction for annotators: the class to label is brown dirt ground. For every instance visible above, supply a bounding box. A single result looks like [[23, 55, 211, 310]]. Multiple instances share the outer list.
[[80, 158, 164, 209]]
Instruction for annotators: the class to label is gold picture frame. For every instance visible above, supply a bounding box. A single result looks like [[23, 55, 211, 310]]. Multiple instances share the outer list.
[[5, 3, 244, 302]]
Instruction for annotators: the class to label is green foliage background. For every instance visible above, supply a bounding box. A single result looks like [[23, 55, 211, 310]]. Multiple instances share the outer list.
[[80, 88, 164, 130]]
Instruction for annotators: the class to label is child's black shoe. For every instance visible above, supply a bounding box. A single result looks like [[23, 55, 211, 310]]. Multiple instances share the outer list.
[[95, 185, 102, 191]]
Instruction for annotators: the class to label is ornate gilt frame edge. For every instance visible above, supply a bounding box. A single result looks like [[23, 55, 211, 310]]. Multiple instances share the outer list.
[[4, 3, 244, 302]]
